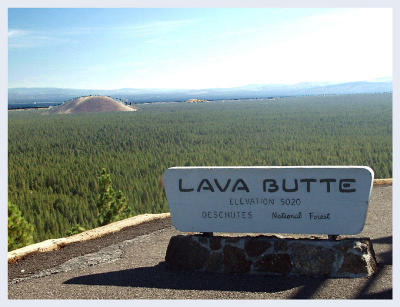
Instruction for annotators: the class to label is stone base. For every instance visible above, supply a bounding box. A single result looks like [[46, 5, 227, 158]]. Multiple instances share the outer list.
[[165, 234, 377, 278]]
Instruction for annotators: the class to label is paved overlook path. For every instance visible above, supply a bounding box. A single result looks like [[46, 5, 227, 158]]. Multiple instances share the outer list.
[[8, 185, 392, 299]]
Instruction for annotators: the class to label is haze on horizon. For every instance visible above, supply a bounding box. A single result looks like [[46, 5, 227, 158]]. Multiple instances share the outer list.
[[8, 8, 392, 90]]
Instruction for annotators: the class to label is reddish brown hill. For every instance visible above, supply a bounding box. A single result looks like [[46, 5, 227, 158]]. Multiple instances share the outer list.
[[48, 96, 137, 114]]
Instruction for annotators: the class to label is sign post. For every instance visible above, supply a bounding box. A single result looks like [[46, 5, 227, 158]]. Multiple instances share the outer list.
[[163, 166, 377, 277]]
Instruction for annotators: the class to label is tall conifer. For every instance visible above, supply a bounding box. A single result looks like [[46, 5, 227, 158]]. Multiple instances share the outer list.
[[96, 168, 131, 226], [8, 201, 34, 251]]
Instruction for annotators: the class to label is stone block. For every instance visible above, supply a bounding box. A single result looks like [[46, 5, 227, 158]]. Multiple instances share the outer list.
[[274, 239, 288, 252], [223, 245, 251, 273], [244, 237, 271, 257], [254, 253, 292, 275], [165, 235, 209, 270], [291, 244, 335, 276], [205, 252, 224, 272], [225, 237, 240, 243], [209, 237, 222, 251], [338, 253, 369, 276]]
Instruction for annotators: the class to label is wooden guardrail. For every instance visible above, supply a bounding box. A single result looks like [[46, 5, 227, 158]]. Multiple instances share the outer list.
[[8, 213, 170, 263], [373, 178, 392, 185]]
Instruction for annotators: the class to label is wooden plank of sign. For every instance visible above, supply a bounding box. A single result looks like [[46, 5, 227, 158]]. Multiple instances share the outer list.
[[163, 166, 374, 235]]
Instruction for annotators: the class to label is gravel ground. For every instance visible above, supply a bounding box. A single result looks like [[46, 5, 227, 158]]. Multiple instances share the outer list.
[[8, 185, 392, 299]]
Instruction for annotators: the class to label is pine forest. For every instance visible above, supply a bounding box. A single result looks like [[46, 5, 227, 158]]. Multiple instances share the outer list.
[[8, 93, 392, 245]]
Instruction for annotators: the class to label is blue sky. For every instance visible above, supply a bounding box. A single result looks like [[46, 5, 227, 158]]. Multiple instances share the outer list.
[[8, 8, 392, 89]]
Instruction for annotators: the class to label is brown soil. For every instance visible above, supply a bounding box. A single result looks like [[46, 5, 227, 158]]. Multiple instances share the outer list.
[[48, 96, 136, 114]]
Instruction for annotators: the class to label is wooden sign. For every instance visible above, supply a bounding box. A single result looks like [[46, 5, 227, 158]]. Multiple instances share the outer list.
[[163, 166, 374, 235]]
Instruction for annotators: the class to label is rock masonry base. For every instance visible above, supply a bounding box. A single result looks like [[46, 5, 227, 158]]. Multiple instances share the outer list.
[[165, 235, 377, 278]]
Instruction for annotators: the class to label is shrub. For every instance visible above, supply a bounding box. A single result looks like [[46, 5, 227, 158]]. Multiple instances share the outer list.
[[66, 224, 86, 236]]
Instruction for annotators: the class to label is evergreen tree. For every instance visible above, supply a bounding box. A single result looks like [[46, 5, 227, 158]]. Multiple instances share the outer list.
[[8, 201, 34, 251], [96, 168, 131, 226]]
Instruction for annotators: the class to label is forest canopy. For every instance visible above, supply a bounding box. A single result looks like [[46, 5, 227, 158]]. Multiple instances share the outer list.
[[8, 93, 392, 244]]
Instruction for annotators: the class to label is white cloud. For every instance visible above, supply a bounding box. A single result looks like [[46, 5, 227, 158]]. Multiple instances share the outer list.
[[8, 29, 29, 37], [52, 18, 201, 38], [8, 28, 73, 48], [115, 19, 201, 36], [8, 18, 200, 50]]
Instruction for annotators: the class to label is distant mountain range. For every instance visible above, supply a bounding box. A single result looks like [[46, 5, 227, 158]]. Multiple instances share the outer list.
[[8, 80, 392, 104]]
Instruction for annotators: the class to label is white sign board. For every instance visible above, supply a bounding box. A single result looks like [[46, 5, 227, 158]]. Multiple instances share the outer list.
[[163, 166, 374, 235]]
